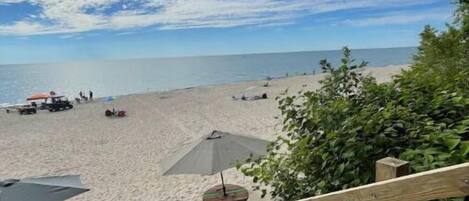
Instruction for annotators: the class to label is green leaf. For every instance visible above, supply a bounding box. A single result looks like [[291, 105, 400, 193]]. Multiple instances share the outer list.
[[444, 138, 461, 150], [317, 180, 326, 188], [424, 147, 441, 155], [461, 141, 469, 156], [337, 163, 345, 175], [342, 151, 355, 158]]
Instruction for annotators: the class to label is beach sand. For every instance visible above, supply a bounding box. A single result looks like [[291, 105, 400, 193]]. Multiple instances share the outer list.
[[0, 65, 407, 201]]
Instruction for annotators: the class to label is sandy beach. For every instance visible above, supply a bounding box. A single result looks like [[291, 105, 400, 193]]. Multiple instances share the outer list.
[[0, 65, 407, 201]]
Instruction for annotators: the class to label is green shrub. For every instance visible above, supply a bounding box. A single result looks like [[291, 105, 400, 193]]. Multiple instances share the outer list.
[[239, 1, 469, 200]]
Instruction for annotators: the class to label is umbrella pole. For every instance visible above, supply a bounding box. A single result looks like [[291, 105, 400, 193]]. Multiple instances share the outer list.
[[220, 171, 227, 196]]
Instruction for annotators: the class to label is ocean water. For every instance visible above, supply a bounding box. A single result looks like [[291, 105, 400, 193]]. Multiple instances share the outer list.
[[0, 47, 416, 105]]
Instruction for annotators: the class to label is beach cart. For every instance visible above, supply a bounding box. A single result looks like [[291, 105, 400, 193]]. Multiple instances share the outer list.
[[17, 105, 37, 115]]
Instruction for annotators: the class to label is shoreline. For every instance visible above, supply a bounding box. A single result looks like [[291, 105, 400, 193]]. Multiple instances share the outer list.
[[0, 64, 410, 109], [87, 64, 409, 101]]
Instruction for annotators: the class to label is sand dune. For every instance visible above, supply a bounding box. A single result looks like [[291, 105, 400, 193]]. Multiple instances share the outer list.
[[0, 65, 407, 201]]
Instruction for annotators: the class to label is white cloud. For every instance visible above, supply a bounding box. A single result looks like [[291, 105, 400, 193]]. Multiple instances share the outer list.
[[342, 9, 452, 26], [0, 0, 445, 36], [59, 34, 79, 39], [115, 31, 136, 36], [0, 21, 48, 34]]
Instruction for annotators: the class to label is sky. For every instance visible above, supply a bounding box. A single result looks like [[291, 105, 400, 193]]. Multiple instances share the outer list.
[[0, 0, 455, 65]]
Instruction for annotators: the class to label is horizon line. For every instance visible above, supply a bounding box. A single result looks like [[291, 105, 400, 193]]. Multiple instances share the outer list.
[[0, 46, 417, 66]]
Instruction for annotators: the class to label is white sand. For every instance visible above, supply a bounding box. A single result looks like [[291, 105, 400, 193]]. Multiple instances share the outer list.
[[0, 65, 407, 201]]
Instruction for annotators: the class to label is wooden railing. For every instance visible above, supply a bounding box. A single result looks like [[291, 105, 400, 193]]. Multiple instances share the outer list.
[[299, 158, 469, 201]]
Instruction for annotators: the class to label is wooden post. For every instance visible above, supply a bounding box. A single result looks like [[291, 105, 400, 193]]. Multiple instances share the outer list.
[[376, 157, 410, 182]]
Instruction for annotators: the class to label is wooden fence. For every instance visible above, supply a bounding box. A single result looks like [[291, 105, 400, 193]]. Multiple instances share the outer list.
[[299, 158, 469, 201]]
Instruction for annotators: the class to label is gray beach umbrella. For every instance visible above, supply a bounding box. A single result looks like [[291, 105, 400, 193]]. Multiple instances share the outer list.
[[160, 130, 270, 196], [0, 175, 89, 201]]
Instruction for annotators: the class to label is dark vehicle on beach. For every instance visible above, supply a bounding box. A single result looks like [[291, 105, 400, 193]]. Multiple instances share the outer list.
[[17, 105, 37, 115], [45, 96, 74, 112]]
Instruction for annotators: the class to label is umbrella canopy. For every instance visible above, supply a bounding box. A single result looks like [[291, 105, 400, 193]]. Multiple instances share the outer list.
[[160, 130, 270, 176], [0, 175, 89, 201], [26, 93, 51, 101]]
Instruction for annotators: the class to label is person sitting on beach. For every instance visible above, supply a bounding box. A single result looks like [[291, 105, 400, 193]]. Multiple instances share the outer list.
[[250, 93, 267, 100], [232, 93, 267, 101], [232, 95, 247, 101], [105, 109, 113, 117]]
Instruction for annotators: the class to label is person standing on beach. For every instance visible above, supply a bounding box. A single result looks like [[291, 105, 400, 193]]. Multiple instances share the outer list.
[[79, 91, 83, 98], [89, 90, 93, 100]]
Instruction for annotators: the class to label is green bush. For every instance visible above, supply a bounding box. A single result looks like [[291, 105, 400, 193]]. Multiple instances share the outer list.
[[239, 1, 469, 200]]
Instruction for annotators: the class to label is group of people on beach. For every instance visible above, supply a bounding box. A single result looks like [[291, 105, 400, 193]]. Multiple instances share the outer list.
[[76, 90, 93, 103]]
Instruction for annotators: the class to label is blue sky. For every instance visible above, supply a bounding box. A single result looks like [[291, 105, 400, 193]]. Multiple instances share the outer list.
[[0, 0, 455, 65]]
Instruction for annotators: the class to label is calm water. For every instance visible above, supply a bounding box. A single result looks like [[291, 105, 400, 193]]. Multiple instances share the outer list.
[[0, 47, 416, 105]]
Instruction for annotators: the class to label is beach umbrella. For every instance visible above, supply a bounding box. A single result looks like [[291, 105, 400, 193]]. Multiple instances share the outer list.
[[160, 130, 270, 196], [26, 93, 50, 101], [0, 175, 89, 201]]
